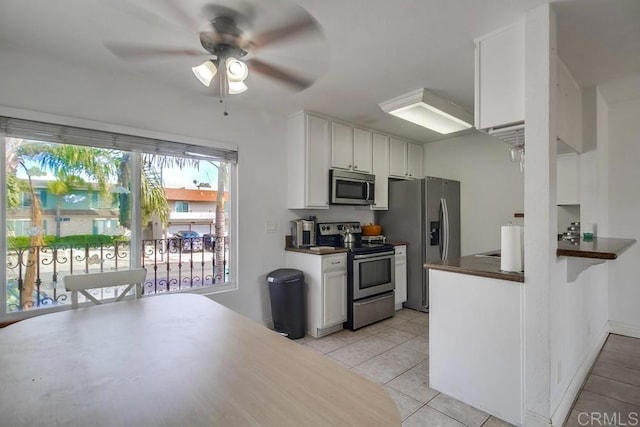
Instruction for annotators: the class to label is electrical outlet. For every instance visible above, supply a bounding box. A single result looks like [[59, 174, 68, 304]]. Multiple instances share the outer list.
[[265, 221, 277, 233]]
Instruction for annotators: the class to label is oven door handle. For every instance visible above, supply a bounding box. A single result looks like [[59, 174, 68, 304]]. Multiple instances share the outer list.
[[353, 292, 394, 306], [352, 251, 396, 260]]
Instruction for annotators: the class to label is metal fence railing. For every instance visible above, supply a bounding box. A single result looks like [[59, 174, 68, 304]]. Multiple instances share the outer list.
[[6, 237, 229, 312]]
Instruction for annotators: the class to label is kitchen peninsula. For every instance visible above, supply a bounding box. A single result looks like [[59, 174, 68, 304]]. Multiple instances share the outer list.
[[425, 237, 635, 424]]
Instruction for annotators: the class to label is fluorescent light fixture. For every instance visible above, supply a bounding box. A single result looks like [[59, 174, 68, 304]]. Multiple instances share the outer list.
[[192, 60, 218, 87], [379, 88, 473, 134]]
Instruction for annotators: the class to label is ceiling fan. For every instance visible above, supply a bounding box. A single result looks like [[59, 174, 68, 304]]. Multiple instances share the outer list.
[[104, 1, 324, 97]]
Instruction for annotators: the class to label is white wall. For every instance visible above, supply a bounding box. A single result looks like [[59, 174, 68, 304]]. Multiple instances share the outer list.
[[605, 77, 640, 337], [0, 45, 291, 324], [423, 132, 524, 255]]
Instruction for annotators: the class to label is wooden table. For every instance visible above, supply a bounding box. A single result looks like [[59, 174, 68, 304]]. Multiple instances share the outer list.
[[0, 294, 399, 426]]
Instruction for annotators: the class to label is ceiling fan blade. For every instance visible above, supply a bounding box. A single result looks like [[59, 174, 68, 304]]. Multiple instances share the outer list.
[[105, 43, 208, 60], [160, 0, 201, 33], [252, 13, 321, 49], [97, 0, 189, 35], [247, 58, 313, 90]]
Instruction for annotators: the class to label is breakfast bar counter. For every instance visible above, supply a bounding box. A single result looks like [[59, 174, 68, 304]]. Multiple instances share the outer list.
[[425, 254, 524, 283], [557, 237, 636, 259]]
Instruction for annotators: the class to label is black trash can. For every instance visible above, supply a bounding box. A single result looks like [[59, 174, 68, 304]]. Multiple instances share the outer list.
[[267, 268, 306, 339]]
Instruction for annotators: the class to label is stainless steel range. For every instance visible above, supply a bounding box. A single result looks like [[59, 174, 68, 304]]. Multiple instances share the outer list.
[[316, 222, 396, 330]]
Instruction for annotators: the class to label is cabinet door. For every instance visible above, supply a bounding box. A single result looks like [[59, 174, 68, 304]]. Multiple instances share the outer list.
[[331, 121, 354, 170], [353, 128, 373, 173], [395, 246, 407, 307], [389, 138, 408, 178], [475, 21, 525, 129], [407, 143, 423, 179], [322, 269, 347, 328], [306, 115, 330, 208], [371, 133, 389, 210], [557, 58, 582, 153]]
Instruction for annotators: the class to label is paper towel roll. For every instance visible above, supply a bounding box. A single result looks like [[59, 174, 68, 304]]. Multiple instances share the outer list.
[[501, 225, 524, 272]]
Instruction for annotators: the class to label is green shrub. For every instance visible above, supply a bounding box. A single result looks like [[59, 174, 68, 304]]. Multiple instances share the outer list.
[[8, 234, 130, 249]]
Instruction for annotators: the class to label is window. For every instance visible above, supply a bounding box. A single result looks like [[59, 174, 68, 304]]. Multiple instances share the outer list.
[[2, 116, 237, 316], [175, 201, 190, 212], [7, 219, 49, 237], [93, 219, 120, 235]]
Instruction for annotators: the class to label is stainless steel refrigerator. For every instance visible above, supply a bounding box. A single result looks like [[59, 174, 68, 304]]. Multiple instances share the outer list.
[[376, 177, 460, 311]]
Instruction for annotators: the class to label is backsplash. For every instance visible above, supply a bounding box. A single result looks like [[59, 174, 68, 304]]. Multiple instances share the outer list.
[[289, 206, 375, 224]]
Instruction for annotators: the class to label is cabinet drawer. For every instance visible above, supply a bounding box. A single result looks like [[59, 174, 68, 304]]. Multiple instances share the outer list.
[[395, 246, 406, 257], [322, 254, 347, 271]]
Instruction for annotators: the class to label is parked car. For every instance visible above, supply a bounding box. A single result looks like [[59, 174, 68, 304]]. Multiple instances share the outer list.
[[202, 234, 216, 251], [171, 231, 203, 252]]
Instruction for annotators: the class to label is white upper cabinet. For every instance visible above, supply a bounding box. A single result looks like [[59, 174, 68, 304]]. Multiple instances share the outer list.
[[474, 20, 525, 130], [557, 59, 583, 153], [389, 138, 408, 178], [389, 138, 423, 179], [331, 123, 372, 173], [407, 142, 423, 178], [371, 133, 389, 210], [352, 128, 373, 173], [331, 121, 354, 170], [287, 112, 330, 209]]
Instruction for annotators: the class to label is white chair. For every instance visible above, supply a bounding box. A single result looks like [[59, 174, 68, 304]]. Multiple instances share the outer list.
[[63, 268, 147, 309]]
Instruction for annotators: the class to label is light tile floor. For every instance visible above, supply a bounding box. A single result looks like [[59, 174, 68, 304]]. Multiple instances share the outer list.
[[564, 334, 640, 426], [294, 309, 512, 426], [296, 313, 640, 426]]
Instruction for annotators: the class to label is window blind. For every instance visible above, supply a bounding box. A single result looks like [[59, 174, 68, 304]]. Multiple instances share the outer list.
[[0, 116, 238, 163]]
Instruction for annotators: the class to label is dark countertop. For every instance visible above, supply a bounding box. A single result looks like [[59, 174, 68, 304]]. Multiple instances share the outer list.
[[425, 254, 524, 283], [557, 237, 636, 259], [285, 246, 350, 255], [388, 241, 409, 247]]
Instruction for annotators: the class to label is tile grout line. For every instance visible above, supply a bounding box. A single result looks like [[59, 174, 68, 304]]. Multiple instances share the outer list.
[[588, 369, 640, 389], [583, 374, 640, 409]]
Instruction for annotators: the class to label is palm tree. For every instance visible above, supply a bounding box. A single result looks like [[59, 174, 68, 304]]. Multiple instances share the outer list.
[[212, 162, 229, 283], [6, 138, 46, 309], [7, 141, 116, 309]]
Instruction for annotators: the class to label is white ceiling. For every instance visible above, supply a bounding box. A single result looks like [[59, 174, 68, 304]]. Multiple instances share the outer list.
[[0, 0, 638, 143]]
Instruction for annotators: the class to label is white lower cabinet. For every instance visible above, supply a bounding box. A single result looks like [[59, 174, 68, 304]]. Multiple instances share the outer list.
[[285, 251, 347, 338], [394, 245, 407, 310]]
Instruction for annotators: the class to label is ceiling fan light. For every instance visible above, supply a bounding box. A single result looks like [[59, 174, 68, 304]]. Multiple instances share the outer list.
[[227, 58, 249, 82], [192, 60, 218, 87], [228, 81, 248, 94]]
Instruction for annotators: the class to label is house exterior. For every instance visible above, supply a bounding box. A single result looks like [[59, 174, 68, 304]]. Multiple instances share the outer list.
[[8, 181, 229, 239], [164, 187, 229, 236], [8, 180, 119, 237]]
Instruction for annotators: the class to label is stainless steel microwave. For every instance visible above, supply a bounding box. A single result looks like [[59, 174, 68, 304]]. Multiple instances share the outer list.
[[329, 169, 375, 205]]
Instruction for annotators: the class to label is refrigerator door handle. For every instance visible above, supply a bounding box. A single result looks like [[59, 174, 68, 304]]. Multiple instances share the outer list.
[[438, 199, 444, 259], [441, 198, 450, 260]]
